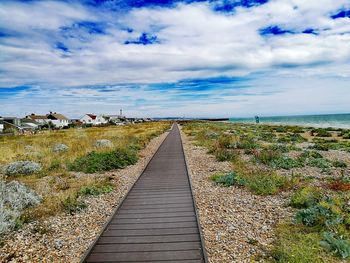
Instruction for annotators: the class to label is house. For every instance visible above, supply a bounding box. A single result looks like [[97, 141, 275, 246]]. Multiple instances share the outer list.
[[80, 114, 108, 126], [47, 112, 69, 128], [26, 113, 50, 124], [1, 117, 39, 134]]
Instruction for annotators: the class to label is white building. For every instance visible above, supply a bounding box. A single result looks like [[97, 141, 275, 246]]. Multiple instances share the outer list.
[[80, 114, 108, 125], [47, 112, 69, 128], [0, 123, 3, 133]]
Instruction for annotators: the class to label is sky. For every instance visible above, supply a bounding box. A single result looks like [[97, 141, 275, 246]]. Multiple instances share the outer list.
[[0, 0, 350, 118]]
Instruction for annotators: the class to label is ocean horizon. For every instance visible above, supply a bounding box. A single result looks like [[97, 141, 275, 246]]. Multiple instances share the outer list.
[[229, 113, 350, 129]]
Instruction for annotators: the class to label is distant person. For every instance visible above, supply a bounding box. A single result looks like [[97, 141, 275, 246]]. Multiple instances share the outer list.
[[255, 116, 260, 124]]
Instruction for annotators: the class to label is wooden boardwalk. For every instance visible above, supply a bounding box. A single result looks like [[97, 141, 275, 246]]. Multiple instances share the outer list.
[[82, 124, 207, 263]]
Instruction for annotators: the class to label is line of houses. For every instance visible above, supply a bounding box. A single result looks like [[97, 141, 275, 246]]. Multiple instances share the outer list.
[[0, 112, 152, 134]]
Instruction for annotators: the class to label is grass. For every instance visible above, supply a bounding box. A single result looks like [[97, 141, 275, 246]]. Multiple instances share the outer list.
[[289, 186, 322, 208], [0, 122, 171, 223]]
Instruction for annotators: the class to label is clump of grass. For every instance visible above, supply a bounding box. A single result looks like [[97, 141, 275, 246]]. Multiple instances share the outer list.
[[269, 224, 330, 262], [68, 148, 138, 173], [253, 148, 282, 165], [289, 186, 322, 208]]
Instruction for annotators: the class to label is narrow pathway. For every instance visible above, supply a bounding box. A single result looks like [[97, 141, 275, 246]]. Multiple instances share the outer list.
[[82, 124, 207, 263]]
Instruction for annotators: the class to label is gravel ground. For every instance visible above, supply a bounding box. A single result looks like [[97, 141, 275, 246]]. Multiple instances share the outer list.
[[0, 132, 168, 263], [181, 130, 293, 263]]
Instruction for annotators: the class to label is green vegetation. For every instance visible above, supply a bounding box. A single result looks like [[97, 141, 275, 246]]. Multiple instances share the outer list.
[[181, 121, 350, 261], [289, 186, 322, 208], [68, 148, 138, 173], [78, 182, 114, 196]]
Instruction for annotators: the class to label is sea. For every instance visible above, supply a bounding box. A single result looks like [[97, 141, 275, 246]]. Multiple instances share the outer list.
[[229, 113, 350, 129]]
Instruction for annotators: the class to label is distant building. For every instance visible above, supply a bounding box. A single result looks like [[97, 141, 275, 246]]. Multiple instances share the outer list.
[[26, 113, 50, 124], [47, 112, 69, 128], [0, 116, 39, 133], [26, 112, 69, 128], [80, 114, 108, 126], [0, 118, 4, 133]]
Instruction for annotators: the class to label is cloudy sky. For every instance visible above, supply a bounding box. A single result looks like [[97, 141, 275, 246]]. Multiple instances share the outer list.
[[1, 0, 350, 118]]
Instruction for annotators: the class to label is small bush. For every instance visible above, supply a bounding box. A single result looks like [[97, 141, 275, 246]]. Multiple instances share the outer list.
[[0, 180, 41, 234], [254, 149, 281, 165], [271, 156, 304, 170], [290, 186, 322, 208], [320, 232, 350, 259], [311, 129, 332, 138], [244, 170, 289, 195], [210, 172, 242, 187], [52, 143, 69, 153], [69, 148, 138, 173], [61, 195, 86, 215], [332, 160, 347, 168], [306, 158, 332, 169], [79, 183, 114, 196], [4, 161, 42, 176], [95, 139, 113, 148], [48, 159, 61, 171], [210, 147, 237, 162]]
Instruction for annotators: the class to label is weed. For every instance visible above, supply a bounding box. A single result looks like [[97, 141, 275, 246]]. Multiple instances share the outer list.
[[271, 156, 304, 170], [332, 160, 347, 168]]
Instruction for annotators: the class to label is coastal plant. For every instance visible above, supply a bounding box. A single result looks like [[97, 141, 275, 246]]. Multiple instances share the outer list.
[[95, 139, 113, 148], [289, 186, 322, 208], [4, 161, 42, 176], [78, 182, 114, 196], [52, 143, 69, 153], [253, 148, 281, 165], [61, 194, 86, 215], [311, 128, 332, 137], [332, 160, 347, 168], [0, 180, 41, 234], [320, 232, 350, 259], [271, 156, 304, 170], [68, 148, 138, 173], [243, 170, 289, 195], [210, 171, 243, 187]]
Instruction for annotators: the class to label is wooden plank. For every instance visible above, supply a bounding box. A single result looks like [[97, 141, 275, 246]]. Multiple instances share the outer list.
[[98, 234, 200, 244], [112, 216, 196, 224], [91, 242, 201, 253], [114, 211, 195, 219], [86, 250, 202, 262], [103, 227, 199, 237], [107, 221, 198, 230]]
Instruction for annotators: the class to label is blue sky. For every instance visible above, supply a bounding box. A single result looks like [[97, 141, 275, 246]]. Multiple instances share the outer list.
[[0, 0, 350, 118]]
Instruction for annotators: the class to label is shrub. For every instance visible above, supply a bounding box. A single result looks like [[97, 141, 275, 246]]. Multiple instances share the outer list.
[[210, 172, 242, 187], [254, 148, 281, 165], [306, 158, 332, 169], [290, 186, 322, 208], [320, 232, 350, 259], [271, 156, 304, 170], [312, 129, 332, 137], [48, 159, 61, 171], [0, 180, 41, 234], [61, 195, 86, 215], [244, 170, 289, 195], [312, 143, 330, 151], [95, 139, 113, 148], [332, 160, 347, 168], [4, 161, 42, 176], [79, 183, 114, 196], [275, 127, 287, 133], [68, 148, 138, 173], [217, 135, 237, 149], [52, 143, 69, 153], [214, 149, 237, 161], [341, 132, 350, 139], [299, 150, 323, 160]]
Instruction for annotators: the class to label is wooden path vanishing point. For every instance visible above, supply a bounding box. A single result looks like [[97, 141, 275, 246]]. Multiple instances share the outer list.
[[81, 124, 208, 263]]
